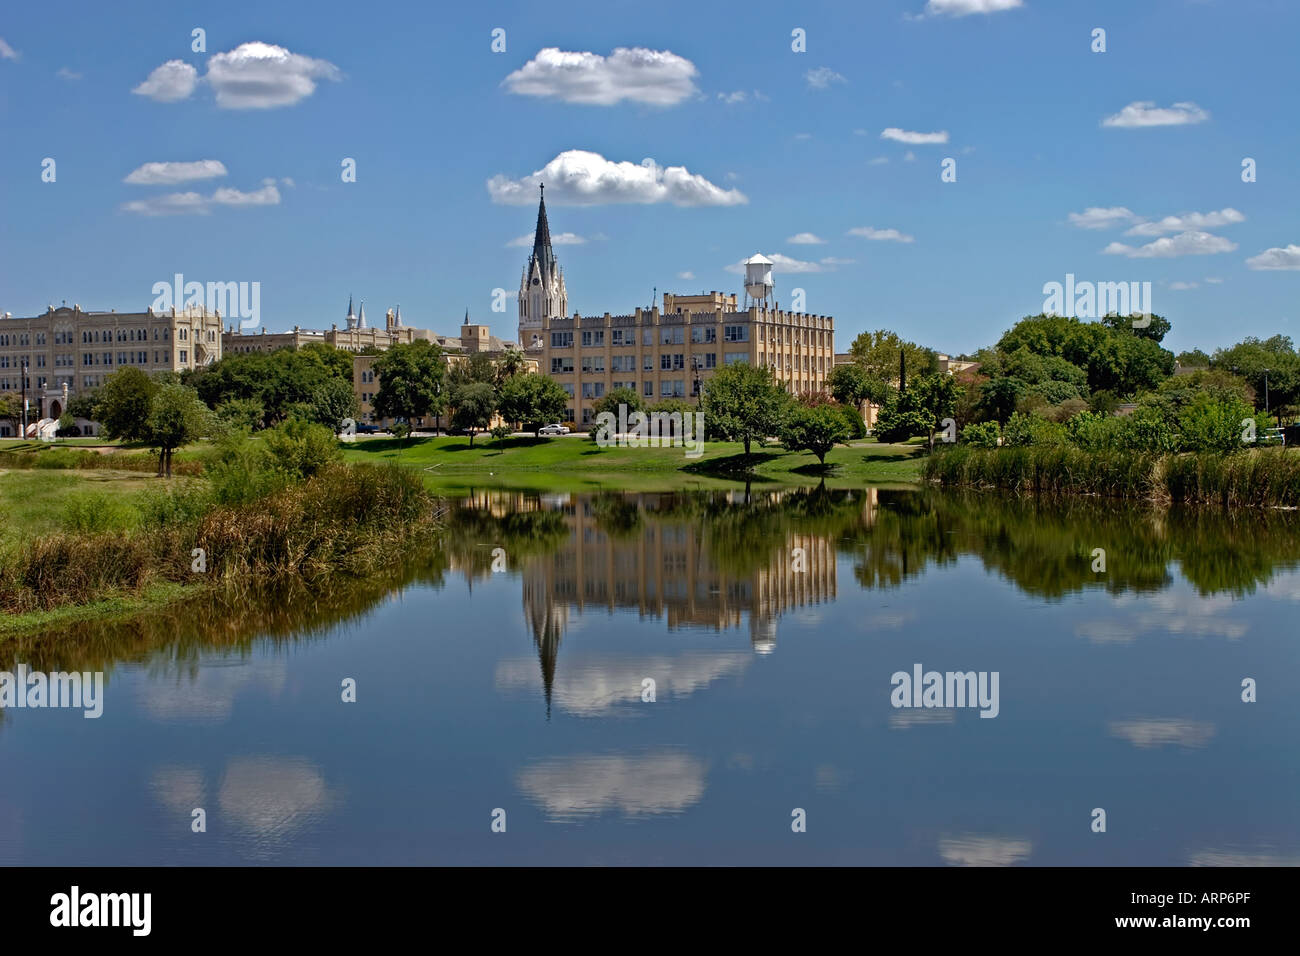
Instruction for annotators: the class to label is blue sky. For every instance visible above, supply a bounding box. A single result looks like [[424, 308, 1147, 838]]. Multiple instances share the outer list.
[[2, 0, 1298, 356]]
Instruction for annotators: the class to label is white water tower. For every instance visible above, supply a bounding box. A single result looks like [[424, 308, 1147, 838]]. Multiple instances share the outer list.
[[743, 253, 774, 308]]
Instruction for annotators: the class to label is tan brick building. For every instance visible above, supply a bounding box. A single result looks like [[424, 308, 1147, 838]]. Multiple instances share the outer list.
[[0, 302, 222, 434], [516, 190, 834, 427]]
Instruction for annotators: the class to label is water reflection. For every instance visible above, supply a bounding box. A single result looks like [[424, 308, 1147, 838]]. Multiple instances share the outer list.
[[1, 485, 1296, 865]]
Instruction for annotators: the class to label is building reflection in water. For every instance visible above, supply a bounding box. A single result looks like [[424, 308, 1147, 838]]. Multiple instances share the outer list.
[[449, 490, 877, 713]]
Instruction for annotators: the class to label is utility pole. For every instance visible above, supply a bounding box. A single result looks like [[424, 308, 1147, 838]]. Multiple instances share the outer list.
[[20, 361, 27, 438]]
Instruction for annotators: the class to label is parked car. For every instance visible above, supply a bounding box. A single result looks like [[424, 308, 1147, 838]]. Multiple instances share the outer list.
[[355, 423, 379, 434], [538, 423, 570, 436]]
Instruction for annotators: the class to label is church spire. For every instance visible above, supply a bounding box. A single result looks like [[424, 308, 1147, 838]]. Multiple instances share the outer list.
[[531, 182, 555, 278]]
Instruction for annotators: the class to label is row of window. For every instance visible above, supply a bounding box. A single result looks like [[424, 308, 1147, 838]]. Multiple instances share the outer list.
[[553, 325, 749, 349], [0, 332, 44, 347], [554, 352, 734, 375], [80, 327, 171, 344]]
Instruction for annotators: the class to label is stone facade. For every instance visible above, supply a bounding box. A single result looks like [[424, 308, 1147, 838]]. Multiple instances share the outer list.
[[0, 303, 222, 434]]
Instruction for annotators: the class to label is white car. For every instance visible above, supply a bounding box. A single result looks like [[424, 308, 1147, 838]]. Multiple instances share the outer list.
[[538, 423, 570, 436]]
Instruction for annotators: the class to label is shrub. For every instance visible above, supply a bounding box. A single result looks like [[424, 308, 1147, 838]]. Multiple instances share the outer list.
[[1002, 412, 1066, 447], [60, 492, 138, 533], [960, 421, 1001, 447]]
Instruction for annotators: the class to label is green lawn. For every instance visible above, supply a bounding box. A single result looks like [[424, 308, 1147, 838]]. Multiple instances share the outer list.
[[340, 434, 925, 492], [0, 468, 193, 539]]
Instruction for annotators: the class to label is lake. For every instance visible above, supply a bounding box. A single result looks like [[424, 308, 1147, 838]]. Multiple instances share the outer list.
[[1, 486, 1297, 865]]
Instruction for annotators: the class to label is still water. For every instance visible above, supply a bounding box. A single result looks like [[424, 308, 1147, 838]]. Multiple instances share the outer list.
[[2, 486, 1297, 865]]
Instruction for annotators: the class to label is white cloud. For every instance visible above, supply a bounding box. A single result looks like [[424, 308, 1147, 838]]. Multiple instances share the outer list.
[[922, 0, 1024, 17], [502, 47, 698, 106], [722, 252, 821, 274], [1102, 101, 1210, 128], [677, 271, 695, 280], [805, 66, 846, 89], [124, 160, 228, 185], [903, 150, 916, 161], [787, 232, 826, 245], [120, 192, 210, 216], [516, 752, 706, 818], [1109, 718, 1215, 749], [1167, 281, 1198, 290], [487, 149, 746, 207], [0, 37, 19, 60], [717, 90, 750, 104], [853, 128, 868, 136], [1102, 231, 1236, 258], [1068, 206, 1136, 229], [1246, 244, 1300, 271], [1125, 207, 1245, 237], [56, 67, 81, 81], [210, 184, 280, 206], [820, 256, 856, 266], [939, 834, 1033, 867], [868, 156, 890, 166], [848, 226, 915, 243], [121, 183, 280, 216], [506, 230, 587, 247], [206, 42, 340, 109], [1204, 276, 1224, 284], [132, 60, 199, 102], [881, 127, 949, 144]]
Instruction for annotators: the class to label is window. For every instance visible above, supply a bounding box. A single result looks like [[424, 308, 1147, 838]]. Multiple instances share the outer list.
[[643, 381, 654, 397], [551, 356, 574, 374], [724, 352, 748, 365], [581, 382, 606, 399], [580, 330, 604, 347], [562, 383, 575, 398], [643, 354, 654, 371], [611, 329, 628, 346], [704, 353, 717, 369], [581, 354, 605, 373], [724, 324, 749, 342], [550, 331, 573, 348], [691, 326, 716, 344], [661, 379, 686, 397], [179, 350, 188, 363], [611, 354, 635, 372], [661, 354, 672, 371], [660, 327, 684, 345], [642, 329, 653, 346]]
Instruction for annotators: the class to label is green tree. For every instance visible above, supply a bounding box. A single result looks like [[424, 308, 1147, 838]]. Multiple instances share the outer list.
[[979, 376, 1026, 427], [66, 389, 100, 422], [496, 348, 527, 384], [781, 404, 850, 465], [911, 372, 962, 450], [591, 386, 643, 417], [497, 373, 569, 433], [449, 381, 497, 446], [847, 329, 937, 383], [215, 397, 265, 432], [828, 363, 889, 410], [700, 362, 790, 458], [0, 393, 24, 435], [97, 367, 160, 442], [147, 383, 211, 477], [372, 341, 447, 429]]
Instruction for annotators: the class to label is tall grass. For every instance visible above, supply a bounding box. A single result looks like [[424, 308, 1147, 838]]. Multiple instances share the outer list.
[[0, 447, 204, 475], [0, 462, 436, 615], [924, 445, 1300, 507]]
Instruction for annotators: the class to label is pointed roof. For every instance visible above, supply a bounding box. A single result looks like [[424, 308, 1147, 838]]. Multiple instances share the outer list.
[[529, 183, 555, 278], [347, 294, 355, 317], [357, 301, 366, 328]]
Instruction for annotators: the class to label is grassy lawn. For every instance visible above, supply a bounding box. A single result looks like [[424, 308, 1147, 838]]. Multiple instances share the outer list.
[[340, 434, 926, 492], [0, 468, 195, 539]]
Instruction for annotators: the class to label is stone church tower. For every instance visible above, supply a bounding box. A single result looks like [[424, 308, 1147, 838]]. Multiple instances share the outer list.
[[518, 184, 567, 350]]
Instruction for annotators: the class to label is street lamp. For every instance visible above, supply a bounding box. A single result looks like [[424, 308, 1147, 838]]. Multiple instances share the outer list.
[[20, 362, 28, 438]]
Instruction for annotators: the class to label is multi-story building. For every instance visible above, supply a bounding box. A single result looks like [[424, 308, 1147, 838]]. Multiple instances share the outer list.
[[0, 302, 223, 434], [516, 188, 835, 427]]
